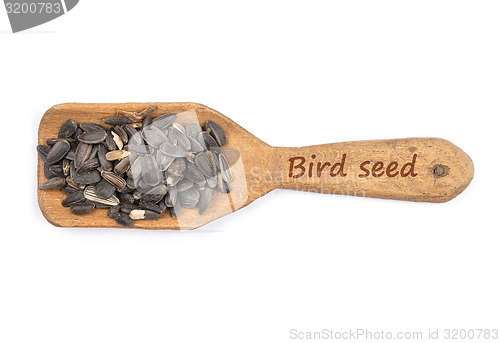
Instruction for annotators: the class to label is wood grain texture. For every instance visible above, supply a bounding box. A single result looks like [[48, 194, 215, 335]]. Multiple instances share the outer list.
[[38, 103, 474, 229]]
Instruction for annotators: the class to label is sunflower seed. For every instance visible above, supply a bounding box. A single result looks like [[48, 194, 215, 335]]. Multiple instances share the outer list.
[[58, 119, 78, 139], [159, 143, 188, 158], [106, 150, 130, 161], [169, 206, 178, 218], [167, 158, 186, 176], [114, 156, 130, 175], [61, 159, 70, 176], [152, 113, 176, 129], [123, 124, 142, 144], [62, 191, 85, 207], [63, 185, 79, 194], [107, 205, 121, 217], [111, 212, 133, 227], [114, 125, 128, 144], [78, 129, 107, 144], [127, 143, 150, 154], [184, 162, 206, 183], [129, 209, 161, 220], [76, 158, 100, 173], [81, 123, 106, 132], [195, 152, 215, 177], [105, 131, 118, 151], [39, 177, 66, 190], [97, 144, 113, 171], [179, 187, 200, 208], [101, 170, 127, 190], [164, 187, 176, 207], [70, 203, 95, 215], [44, 162, 57, 179], [172, 122, 186, 135], [103, 117, 133, 126], [111, 131, 123, 150], [199, 131, 217, 148], [142, 128, 167, 148], [177, 180, 194, 192], [73, 170, 101, 184], [219, 152, 233, 182], [46, 139, 70, 164], [186, 122, 202, 138], [75, 142, 93, 168], [47, 164, 64, 178], [198, 188, 212, 215], [129, 155, 143, 181], [142, 185, 167, 201], [142, 154, 162, 186], [84, 186, 120, 206], [173, 128, 191, 151], [120, 203, 140, 214], [118, 193, 135, 205], [206, 175, 218, 188], [37, 145, 50, 162], [95, 178, 116, 199], [65, 148, 76, 161], [206, 120, 226, 146], [188, 136, 205, 152], [156, 151, 174, 171], [66, 176, 84, 190], [138, 201, 162, 214]]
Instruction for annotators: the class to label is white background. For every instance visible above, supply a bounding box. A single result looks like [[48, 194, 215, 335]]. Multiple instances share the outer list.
[[0, 1, 498, 342]]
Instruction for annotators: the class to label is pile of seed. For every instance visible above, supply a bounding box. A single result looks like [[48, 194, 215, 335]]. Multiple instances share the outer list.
[[37, 106, 233, 227]]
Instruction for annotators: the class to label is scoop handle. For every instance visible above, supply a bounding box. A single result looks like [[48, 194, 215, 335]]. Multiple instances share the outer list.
[[270, 138, 473, 203]]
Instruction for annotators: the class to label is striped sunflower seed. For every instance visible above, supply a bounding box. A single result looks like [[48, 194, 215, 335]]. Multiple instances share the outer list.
[[101, 170, 127, 190], [84, 185, 120, 206]]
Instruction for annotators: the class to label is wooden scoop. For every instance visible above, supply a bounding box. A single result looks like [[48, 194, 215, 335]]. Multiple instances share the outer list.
[[38, 103, 474, 230]]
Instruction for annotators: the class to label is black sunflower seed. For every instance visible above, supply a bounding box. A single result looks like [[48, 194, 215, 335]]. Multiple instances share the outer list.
[[73, 170, 102, 185], [95, 178, 116, 199], [80, 123, 106, 132], [36, 145, 50, 162], [70, 202, 95, 215], [75, 142, 93, 168], [39, 177, 66, 190], [78, 129, 107, 144], [206, 120, 227, 146], [45, 139, 70, 164], [62, 191, 86, 207], [58, 119, 78, 139], [103, 117, 134, 126], [111, 212, 133, 227]]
